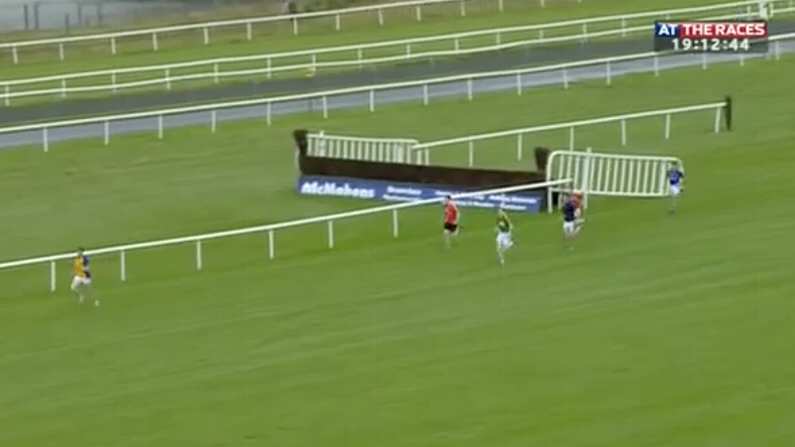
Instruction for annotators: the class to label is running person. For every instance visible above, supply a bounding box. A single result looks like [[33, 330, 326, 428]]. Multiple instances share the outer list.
[[666, 161, 685, 213], [71, 248, 99, 306], [562, 191, 584, 248], [442, 195, 460, 248], [496, 205, 514, 265]]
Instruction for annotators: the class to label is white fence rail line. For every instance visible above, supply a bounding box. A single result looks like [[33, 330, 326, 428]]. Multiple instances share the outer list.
[[0, 179, 571, 292], [307, 100, 722, 166], [1, 0, 553, 64], [307, 132, 421, 164], [410, 101, 727, 166], [1, 1, 779, 102], [545, 149, 682, 212], [3, 25, 784, 153]]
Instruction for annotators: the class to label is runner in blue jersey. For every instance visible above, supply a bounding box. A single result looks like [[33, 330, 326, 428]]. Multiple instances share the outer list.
[[562, 191, 584, 249], [666, 161, 685, 213]]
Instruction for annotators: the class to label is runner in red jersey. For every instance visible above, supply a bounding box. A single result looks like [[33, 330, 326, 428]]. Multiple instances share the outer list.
[[442, 195, 460, 248]]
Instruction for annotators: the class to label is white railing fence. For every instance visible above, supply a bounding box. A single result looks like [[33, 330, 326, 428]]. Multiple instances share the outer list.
[[545, 149, 682, 211], [2, 0, 784, 103], [2, 28, 785, 153], [0, 179, 571, 293], [1, 0, 563, 64], [410, 100, 727, 167], [307, 132, 421, 164]]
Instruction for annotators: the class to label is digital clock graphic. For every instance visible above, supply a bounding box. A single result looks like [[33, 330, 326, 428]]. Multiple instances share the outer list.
[[654, 20, 769, 53]]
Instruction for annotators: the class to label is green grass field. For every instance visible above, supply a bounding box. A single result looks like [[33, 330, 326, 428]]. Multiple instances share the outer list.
[[1, 55, 794, 446]]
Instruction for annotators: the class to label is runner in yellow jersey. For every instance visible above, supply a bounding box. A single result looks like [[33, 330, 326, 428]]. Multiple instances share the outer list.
[[71, 248, 99, 306]]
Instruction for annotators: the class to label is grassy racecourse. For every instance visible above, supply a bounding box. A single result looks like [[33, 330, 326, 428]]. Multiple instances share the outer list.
[[0, 56, 794, 446]]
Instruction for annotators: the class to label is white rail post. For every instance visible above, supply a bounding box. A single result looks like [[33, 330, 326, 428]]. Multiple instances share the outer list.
[[43, 128, 49, 152], [60, 79, 67, 98], [664, 113, 671, 140], [422, 84, 429, 105], [562, 69, 569, 89], [292, 17, 298, 35], [157, 115, 164, 139], [714, 107, 722, 134], [460, 0, 466, 16], [246, 22, 253, 40], [540, 0, 546, 6], [369, 89, 375, 112], [415, 5, 422, 21], [104, 121, 110, 146], [775, 41, 781, 60], [583, 148, 592, 209], [327, 221, 334, 248], [516, 73, 522, 95], [539, 29, 544, 40], [110, 37, 116, 54], [467, 79, 473, 101], [702, 53, 708, 70], [266, 102, 272, 126], [152, 32, 158, 51], [196, 240, 203, 271], [568, 126, 575, 150], [739, 53, 745, 66], [165, 69, 171, 90], [620, 119, 627, 146], [12, 45, 19, 64], [516, 133, 523, 160], [582, 23, 588, 40], [377, 8, 384, 26], [111, 71, 117, 93], [203, 27, 210, 45], [311, 54, 317, 73], [58, 43, 64, 61], [496, 32, 501, 45], [454, 38, 460, 51], [498, 0, 504, 12], [468, 141, 474, 167], [606, 62, 612, 86], [406, 44, 411, 56], [357, 48, 363, 68], [335, 14, 341, 30], [211, 110, 217, 133], [653, 55, 659, 77], [266, 57, 272, 78], [392, 209, 399, 238], [3, 85, 9, 106], [50, 261, 56, 292], [120, 250, 126, 282], [213, 63, 219, 84], [322, 96, 328, 119], [268, 230, 275, 259], [621, 17, 627, 37]]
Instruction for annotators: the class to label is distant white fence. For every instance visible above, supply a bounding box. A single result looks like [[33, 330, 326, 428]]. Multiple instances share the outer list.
[[410, 100, 728, 167], [307, 132, 420, 164], [545, 149, 683, 211], [0, 179, 571, 293], [3, 27, 785, 153], [2, 0, 782, 103], [1, 0, 557, 64], [307, 100, 724, 168]]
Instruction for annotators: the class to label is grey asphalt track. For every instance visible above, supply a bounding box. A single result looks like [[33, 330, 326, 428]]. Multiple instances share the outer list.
[[1, 26, 793, 149]]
